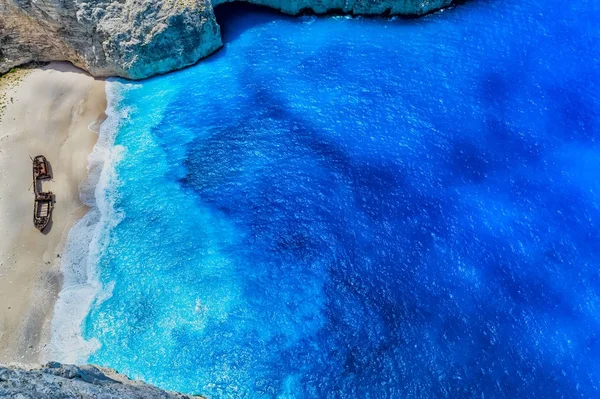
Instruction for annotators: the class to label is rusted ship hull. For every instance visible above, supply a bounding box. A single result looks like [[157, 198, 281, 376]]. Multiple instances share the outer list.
[[33, 155, 51, 182], [33, 195, 53, 232], [32, 155, 53, 232]]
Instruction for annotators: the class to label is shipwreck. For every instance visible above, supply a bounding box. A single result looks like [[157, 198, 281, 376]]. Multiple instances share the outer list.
[[32, 155, 54, 232]]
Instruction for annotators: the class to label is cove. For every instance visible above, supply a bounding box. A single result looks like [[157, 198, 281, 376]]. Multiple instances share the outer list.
[[60, 0, 600, 397]]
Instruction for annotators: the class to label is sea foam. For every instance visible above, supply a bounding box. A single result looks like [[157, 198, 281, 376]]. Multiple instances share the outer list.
[[48, 81, 130, 363], [47, 1, 600, 396]]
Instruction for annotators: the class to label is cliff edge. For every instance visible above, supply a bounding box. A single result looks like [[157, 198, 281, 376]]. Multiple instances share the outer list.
[[0, 0, 456, 79], [0, 362, 200, 398]]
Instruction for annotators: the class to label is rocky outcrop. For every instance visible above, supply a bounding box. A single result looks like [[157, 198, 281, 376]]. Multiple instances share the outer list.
[[0, 0, 456, 79], [0, 362, 201, 398], [0, 0, 222, 79]]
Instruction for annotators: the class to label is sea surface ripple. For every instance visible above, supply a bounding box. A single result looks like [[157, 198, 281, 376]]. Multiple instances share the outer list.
[[54, 0, 600, 397]]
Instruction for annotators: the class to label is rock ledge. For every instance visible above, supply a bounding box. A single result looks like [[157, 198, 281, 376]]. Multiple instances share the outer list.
[[0, 362, 200, 398]]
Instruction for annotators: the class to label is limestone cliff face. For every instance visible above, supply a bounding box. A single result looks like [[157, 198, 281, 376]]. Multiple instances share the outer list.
[[0, 362, 201, 398], [0, 0, 222, 78], [0, 0, 456, 79]]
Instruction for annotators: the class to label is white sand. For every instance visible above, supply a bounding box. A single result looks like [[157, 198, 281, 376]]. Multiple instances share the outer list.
[[0, 62, 106, 362]]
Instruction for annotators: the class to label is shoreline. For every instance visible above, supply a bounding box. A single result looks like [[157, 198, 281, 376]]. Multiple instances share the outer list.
[[0, 62, 106, 363], [49, 79, 126, 364]]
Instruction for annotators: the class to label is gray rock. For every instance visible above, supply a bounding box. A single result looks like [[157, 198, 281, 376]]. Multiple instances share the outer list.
[[0, 0, 457, 79], [0, 362, 202, 398], [0, 0, 222, 79]]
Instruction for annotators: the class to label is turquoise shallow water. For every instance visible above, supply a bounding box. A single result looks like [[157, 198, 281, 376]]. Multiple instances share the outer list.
[[55, 0, 600, 397]]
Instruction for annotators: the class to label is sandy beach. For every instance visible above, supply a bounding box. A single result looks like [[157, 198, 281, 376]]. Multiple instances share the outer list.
[[0, 62, 106, 363]]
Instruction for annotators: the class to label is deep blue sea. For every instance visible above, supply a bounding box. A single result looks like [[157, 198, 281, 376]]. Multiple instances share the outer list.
[[53, 0, 600, 397]]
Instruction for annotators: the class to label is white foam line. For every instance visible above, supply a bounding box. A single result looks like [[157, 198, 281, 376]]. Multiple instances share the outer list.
[[47, 80, 133, 364]]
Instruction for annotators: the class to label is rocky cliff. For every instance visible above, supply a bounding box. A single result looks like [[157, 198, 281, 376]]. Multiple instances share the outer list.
[[0, 362, 200, 398], [0, 0, 456, 79]]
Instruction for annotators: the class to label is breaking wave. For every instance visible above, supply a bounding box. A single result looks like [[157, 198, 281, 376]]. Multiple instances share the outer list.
[[48, 81, 130, 363]]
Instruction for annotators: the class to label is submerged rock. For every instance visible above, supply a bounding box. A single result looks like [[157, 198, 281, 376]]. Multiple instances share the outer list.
[[0, 0, 456, 79], [0, 362, 200, 398]]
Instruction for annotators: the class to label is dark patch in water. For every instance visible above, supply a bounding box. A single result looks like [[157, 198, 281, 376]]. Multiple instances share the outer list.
[[87, 1, 600, 397]]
